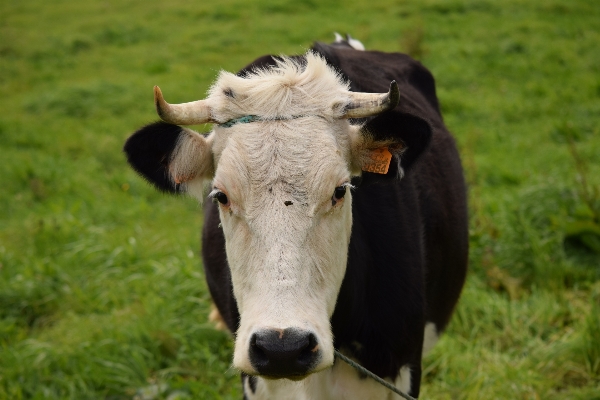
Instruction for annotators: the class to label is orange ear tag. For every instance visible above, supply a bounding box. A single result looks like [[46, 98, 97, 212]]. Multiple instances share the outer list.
[[362, 147, 393, 174]]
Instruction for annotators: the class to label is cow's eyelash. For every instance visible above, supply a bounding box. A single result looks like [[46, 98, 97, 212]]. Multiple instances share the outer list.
[[331, 182, 354, 206], [209, 188, 230, 206], [208, 189, 220, 199]]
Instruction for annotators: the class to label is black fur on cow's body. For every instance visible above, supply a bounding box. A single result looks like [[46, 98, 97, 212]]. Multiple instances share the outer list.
[[201, 44, 468, 397], [124, 41, 468, 398]]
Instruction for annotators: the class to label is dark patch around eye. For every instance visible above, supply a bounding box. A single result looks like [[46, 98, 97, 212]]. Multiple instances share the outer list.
[[284, 200, 293, 206]]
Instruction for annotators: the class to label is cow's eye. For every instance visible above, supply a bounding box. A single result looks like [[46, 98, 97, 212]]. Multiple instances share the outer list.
[[334, 186, 347, 199], [332, 185, 347, 205], [212, 191, 229, 206]]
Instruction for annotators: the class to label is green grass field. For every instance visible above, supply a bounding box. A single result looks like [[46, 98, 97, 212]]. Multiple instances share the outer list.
[[1, 0, 599, 398]]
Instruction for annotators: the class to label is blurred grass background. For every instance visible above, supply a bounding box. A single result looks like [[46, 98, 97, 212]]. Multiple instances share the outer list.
[[0, 0, 599, 398]]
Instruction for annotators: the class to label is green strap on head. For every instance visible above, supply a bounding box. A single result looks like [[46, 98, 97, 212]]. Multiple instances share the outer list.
[[218, 114, 307, 128], [218, 115, 261, 128]]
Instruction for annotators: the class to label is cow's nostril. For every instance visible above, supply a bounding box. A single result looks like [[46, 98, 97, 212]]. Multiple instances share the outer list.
[[249, 328, 320, 378], [249, 332, 269, 366], [297, 333, 318, 365]]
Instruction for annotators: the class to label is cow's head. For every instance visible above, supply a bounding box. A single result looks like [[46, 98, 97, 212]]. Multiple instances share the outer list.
[[124, 52, 431, 379]]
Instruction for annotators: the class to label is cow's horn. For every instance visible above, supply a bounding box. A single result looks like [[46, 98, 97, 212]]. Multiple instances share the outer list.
[[154, 86, 214, 125], [342, 81, 400, 119]]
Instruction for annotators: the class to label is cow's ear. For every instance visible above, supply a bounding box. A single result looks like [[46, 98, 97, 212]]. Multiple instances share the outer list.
[[124, 121, 214, 197], [350, 110, 432, 181]]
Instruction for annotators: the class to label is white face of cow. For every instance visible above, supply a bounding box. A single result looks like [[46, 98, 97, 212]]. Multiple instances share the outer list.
[[157, 53, 399, 379], [213, 117, 355, 376]]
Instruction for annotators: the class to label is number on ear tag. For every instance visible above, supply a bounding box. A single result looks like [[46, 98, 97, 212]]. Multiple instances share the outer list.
[[362, 147, 392, 174]]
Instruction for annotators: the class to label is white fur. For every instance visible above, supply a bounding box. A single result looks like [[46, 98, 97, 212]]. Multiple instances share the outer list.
[[207, 52, 352, 124], [169, 129, 214, 200], [394, 366, 412, 398], [422, 321, 439, 356], [216, 117, 353, 374], [245, 358, 412, 399]]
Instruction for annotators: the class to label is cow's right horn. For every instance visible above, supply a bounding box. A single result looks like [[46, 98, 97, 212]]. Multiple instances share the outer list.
[[154, 86, 215, 125], [342, 81, 400, 119]]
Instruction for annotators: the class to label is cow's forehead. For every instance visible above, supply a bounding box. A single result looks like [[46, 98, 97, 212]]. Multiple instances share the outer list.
[[213, 118, 351, 206], [206, 52, 356, 208]]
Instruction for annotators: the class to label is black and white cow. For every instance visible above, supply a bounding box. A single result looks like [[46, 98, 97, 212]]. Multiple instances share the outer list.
[[124, 36, 468, 399]]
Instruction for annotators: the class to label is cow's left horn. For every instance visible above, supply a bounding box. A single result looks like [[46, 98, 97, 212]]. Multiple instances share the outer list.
[[154, 86, 215, 125], [342, 81, 400, 119]]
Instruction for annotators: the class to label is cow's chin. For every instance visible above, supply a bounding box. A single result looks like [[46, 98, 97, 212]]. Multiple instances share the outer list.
[[258, 365, 327, 381], [233, 319, 335, 379]]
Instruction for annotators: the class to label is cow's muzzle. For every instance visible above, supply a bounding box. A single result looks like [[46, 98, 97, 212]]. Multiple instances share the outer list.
[[249, 328, 321, 379]]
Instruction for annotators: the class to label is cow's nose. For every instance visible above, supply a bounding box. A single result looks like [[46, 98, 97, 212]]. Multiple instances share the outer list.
[[249, 328, 320, 378]]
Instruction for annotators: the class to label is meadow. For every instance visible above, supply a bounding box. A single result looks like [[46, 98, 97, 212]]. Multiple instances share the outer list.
[[0, 0, 599, 398]]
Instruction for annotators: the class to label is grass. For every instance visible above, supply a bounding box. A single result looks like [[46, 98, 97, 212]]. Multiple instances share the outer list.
[[0, 0, 599, 398]]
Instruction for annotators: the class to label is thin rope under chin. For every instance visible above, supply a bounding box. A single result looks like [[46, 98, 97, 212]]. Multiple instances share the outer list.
[[334, 350, 418, 400]]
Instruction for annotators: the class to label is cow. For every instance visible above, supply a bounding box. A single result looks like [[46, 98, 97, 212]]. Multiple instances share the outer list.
[[123, 35, 468, 399]]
